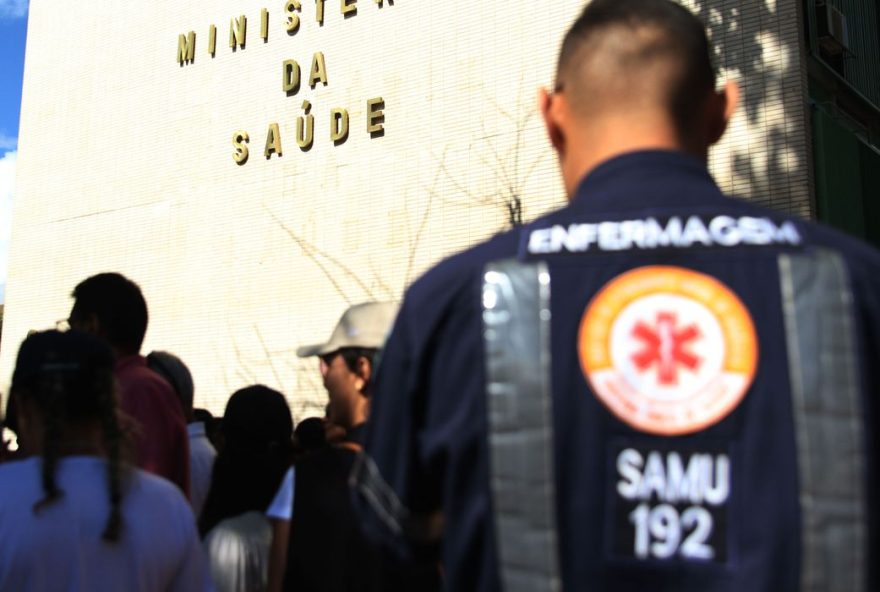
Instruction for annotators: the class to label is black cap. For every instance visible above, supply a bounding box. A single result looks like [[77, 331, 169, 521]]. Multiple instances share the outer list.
[[11, 330, 115, 393]]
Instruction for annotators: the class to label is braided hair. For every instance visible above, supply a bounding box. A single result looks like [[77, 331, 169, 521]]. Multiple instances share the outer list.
[[11, 330, 128, 542]]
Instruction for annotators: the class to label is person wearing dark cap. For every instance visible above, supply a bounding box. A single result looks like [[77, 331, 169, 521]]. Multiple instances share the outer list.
[[354, 1, 880, 591], [0, 330, 213, 591], [147, 350, 217, 519], [67, 272, 190, 498]]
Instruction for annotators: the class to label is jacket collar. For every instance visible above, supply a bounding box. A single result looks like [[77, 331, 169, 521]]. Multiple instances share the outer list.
[[567, 150, 727, 214]]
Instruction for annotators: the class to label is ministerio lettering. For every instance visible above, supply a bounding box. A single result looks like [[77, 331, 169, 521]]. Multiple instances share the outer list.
[[175, 0, 392, 164]]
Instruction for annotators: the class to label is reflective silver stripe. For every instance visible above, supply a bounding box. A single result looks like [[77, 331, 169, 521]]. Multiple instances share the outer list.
[[779, 250, 866, 592], [351, 452, 406, 538], [483, 259, 561, 592]]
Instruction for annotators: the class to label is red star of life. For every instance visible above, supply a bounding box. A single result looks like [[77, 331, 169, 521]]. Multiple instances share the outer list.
[[630, 312, 702, 385]]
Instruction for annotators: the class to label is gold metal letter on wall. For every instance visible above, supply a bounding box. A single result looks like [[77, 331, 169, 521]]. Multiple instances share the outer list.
[[309, 52, 328, 88], [285, 0, 302, 34], [297, 101, 315, 150], [316, 0, 325, 25], [283, 60, 302, 94], [341, 0, 357, 17], [229, 15, 247, 49], [265, 123, 283, 158], [177, 31, 196, 64], [367, 97, 385, 135], [330, 108, 349, 144], [233, 131, 250, 164], [208, 25, 217, 56], [261, 8, 269, 41]]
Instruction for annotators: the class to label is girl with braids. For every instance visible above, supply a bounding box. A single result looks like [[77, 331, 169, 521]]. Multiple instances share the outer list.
[[199, 385, 294, 592], [0, 330, 214, 592]]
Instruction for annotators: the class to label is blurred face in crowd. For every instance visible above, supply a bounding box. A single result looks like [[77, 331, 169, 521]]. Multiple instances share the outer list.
[[319, 350, 370, 430], [67, 305, 99, 336]]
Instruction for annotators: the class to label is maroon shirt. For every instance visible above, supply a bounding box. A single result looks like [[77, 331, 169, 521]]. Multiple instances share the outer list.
[[116, 355, 191, 498]]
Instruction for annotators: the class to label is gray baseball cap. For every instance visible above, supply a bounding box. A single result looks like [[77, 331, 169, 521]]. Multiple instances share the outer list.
[[296, 301, 399, 358]]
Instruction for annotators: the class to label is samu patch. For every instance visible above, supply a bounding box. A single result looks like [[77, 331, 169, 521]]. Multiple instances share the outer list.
[[606, 441, 731, 564], [579, 265, 758, 436]]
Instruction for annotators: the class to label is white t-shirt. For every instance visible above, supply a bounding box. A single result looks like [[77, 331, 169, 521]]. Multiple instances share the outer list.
[[265, 467, 295, 521], [204, 511, 272, 592], [188, 422, 217, 519], [0, 456, 214, 592]]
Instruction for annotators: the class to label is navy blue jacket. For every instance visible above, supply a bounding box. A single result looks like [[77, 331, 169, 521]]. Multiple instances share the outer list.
[[355, 151, 880, 591]]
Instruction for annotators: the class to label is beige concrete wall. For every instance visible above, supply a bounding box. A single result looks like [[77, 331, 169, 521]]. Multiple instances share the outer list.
[[0, 0, 812, 420]]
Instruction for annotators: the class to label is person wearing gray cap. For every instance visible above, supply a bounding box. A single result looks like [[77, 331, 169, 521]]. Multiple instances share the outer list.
[[296, 301, 398, 443], [268, 301, 439, 592]]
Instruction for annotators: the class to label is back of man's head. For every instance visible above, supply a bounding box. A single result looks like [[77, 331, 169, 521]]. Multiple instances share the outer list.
[[557, 0, 716, 141], [70, 273, 148, 356], [146, 351, 195, 419]]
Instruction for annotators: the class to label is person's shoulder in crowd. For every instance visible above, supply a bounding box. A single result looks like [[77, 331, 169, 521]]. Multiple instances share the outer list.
[[126, 458, 193, 506], [0, 456, 209, 592], [0, 454, 193, 530], [203, 511, 272, 592], [796, 211, 880, 272], [116, 355, 187, 427], [296, 440, 359, 477], [117, 355, 181, 399], [718, 186, 880, 261], [114, 354, 190, 489], [718, 188, 880, 297]]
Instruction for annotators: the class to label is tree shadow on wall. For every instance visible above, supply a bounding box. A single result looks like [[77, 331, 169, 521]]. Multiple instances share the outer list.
[[264, 206, 391, 305], [221, 324, 327, 421], [690, 0, 811, 216], [432, 81, 548, 230], [252, 187, 433, 405]]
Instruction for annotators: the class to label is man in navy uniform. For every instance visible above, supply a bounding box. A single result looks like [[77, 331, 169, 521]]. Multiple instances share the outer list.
[[354, 1, 880, 590]]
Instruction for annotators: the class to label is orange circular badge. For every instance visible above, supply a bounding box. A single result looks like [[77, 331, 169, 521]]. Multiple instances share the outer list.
[[579, 266, 758, 436]]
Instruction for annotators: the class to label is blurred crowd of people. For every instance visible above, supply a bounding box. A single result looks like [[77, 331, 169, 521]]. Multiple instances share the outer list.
[[0, 273, 436, 591]]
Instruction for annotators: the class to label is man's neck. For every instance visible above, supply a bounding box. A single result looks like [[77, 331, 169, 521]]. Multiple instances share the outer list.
[[563, 115, 704, 198]]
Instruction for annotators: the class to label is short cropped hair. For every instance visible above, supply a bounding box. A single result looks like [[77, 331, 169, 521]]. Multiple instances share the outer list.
[[71, 273, 148, 355], [338, 347, 379, 375], [557, 0, 716, 136]]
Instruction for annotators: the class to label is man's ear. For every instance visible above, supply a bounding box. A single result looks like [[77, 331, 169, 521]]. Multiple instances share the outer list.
[[88, 314, 105, 337], [356, 357, 372, 393], [707, 80, 740, 146], [71, 310, 101, 336], [539, 87, 566, 154]]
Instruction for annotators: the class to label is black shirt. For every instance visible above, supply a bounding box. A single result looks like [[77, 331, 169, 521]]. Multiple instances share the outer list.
[[285, 429, 440, 591]]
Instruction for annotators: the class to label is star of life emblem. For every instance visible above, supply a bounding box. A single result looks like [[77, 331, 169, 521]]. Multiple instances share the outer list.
[[579, 266, 758, 435]]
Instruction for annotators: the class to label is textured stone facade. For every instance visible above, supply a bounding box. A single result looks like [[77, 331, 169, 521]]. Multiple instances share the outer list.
[[0, 0, 812, 417]]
